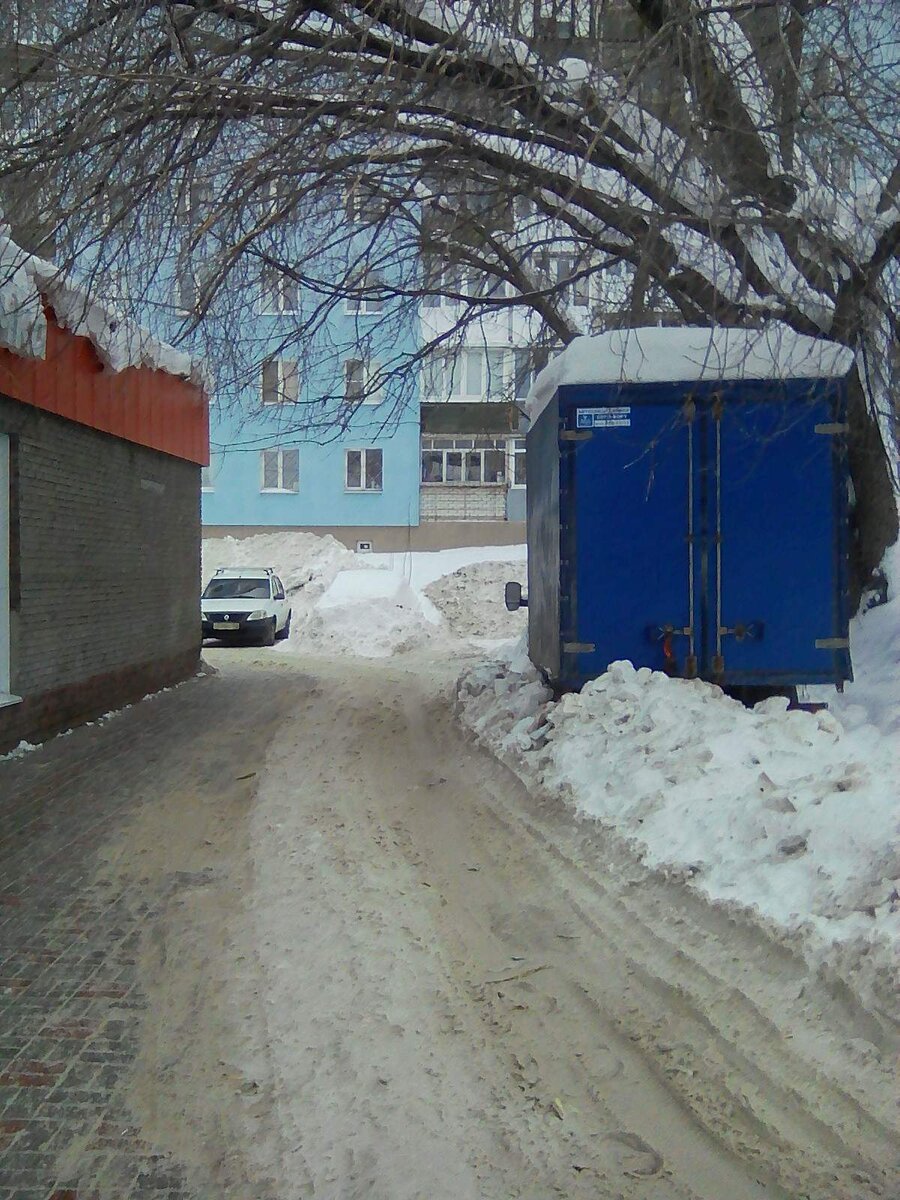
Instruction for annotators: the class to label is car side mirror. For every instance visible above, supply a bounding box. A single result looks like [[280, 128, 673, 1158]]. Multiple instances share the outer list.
[[505, 581, 528, 611]]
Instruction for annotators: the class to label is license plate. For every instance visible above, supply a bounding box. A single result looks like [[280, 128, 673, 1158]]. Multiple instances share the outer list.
[[213, 621, 240, 631]]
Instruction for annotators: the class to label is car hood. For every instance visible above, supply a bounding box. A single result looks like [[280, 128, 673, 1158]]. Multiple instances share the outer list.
[[202, 599, 271, 614]]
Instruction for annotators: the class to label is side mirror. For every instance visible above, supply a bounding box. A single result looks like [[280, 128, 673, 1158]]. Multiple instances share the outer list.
[[505, 581, 528, 611]]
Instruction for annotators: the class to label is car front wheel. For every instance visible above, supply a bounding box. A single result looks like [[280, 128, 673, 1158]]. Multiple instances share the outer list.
[[261, 618, 277, 647], [275, 611, 292, 641]]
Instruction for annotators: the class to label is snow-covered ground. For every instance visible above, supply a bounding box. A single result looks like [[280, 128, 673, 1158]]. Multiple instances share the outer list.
[[202, 529, 898, 1021], [458, 544, 900, 1023]]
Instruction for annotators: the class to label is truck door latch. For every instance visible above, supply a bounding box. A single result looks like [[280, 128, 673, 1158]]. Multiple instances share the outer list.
[[718, 621, 764, 642]]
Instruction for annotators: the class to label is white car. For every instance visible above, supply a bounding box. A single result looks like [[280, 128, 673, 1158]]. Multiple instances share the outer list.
[[201, 567, 292, 646]]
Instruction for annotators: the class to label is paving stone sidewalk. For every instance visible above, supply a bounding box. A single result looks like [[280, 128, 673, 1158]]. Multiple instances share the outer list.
[[0, 656, 311, 1200]]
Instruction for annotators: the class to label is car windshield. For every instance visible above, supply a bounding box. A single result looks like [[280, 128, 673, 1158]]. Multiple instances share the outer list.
[[202, 577, 271, 600]]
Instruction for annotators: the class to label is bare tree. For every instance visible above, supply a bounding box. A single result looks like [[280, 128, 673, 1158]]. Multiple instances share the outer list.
[[1, 0, 897, 586]]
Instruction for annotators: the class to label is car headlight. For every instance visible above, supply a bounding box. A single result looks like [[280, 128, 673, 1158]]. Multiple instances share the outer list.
[[247, 610, 268, 621]]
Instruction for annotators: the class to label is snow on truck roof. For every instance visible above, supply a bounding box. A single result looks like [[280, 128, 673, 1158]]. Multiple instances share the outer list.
[[0, 228, 209, 391], [527, 325, 854, 420]]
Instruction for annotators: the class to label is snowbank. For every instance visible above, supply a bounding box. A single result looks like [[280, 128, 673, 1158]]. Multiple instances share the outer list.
[[527, 325, 854, 420], [425, 559, 527, 641], [303, 569, 442, 658], [367, 543, 526, 590], [202, 531, 360, 609], [459, 616, 899, 1021]]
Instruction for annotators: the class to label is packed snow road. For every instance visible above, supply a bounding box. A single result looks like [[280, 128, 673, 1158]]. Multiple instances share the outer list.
[[131, 648, 897, 1200]]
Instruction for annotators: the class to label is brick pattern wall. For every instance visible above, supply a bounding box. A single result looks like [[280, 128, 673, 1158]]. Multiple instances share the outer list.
[[0, 394, 201, 752]]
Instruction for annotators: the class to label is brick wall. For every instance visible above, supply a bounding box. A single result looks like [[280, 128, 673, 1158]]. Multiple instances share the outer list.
[[0, 393, 201, 753]]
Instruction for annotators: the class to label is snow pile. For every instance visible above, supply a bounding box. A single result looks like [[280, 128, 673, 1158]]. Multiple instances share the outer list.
[[425, 559, 527, 640], [303, 569, 442, 658], [527, 325, 855, 420], [810, 540, 900, 737], [369, 543, 526, 590], [202, 531, 362, 630], [459, 639, 899, 1020]]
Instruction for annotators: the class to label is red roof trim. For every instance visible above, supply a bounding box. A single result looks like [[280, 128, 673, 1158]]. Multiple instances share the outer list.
[[0, 311, 209, 465]]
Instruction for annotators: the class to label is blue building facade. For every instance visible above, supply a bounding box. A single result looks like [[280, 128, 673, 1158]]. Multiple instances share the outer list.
[[200, 275, 422, 537]]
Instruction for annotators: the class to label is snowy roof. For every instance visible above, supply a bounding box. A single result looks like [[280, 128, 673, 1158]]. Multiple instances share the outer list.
[[0, 229, 209, 392], [527, 325, 855, 420]]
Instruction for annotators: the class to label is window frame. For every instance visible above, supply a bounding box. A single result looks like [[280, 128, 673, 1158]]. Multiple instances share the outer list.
[[510, 438, 527, 488], [344, 447, 384, 493], [343, 358, 383, 406], [260, 267, 300, 314], [344, 271, 385, 316], [261, 358, 300, 406], [345, 177, 383, 224], [260, 447, 300, 493], [420, 436, 508, 486]]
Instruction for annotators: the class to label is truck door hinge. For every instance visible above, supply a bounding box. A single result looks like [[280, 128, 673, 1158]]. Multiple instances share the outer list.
[[815, 637, 849, 649], [560, 430, 593, 442], [563, 641, 596, 654]]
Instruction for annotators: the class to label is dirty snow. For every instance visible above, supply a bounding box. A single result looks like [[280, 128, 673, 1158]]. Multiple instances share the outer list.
[[303, 568, 442, 658], [425, 559, 527, 640], [458, 555, 900, 1022]]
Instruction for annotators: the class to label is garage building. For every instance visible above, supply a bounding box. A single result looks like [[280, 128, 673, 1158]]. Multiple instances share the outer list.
[[0, 238, 208, 754]]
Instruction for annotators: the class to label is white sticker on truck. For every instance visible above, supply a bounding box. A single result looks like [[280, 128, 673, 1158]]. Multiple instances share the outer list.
[[576, 406, 631, 429]]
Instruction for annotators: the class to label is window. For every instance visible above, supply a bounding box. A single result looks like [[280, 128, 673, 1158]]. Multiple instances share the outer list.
[[261, 359, 300, 405], [421, 437, 507, 485], [345, 271, 385, 315], [514, 194, 536, 222], [345, 177, 383, 223], [263, 177, 293, 214], [201, 464, 214, 491], [514, 348, 550, 399], [553, 253, 591, 306], [345, 448, 383, 492], [511, 438, 527, 486], [260, 448, 300, 492], [175, 260, 213, 315], [177, 180, 211, 224], [261, 267, 299, 313], [343, 358, 382, 406], [203, 577, 271, 600], [422, 350, 488, 401], [534, 0, 591, 39]]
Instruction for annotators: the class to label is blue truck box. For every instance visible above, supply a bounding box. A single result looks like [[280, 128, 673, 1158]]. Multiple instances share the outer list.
[[523, 328, 854, 692]]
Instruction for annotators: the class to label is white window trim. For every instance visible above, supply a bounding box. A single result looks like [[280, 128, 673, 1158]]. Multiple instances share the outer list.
[[343, 358, 383, 406], [344, 447, 384, 493], [509, 437, 527, 488], [259, 268, 300, 315], [0, 436, 19, 706], [261, 358, 300, 406], [420, 436, 509, 487], [260, 448, 300, 493], [344, 272, 385, 316]]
